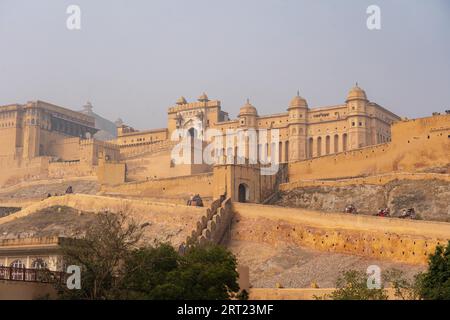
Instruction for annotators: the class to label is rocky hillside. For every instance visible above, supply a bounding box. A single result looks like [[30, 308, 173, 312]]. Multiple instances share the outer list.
[[274, 179, 450, 222], [0, 179, 99, 201], [0, 206, 96, 240]]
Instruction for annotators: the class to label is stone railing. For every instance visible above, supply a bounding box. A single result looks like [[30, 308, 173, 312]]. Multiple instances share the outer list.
[[182, 196, 234, 252]]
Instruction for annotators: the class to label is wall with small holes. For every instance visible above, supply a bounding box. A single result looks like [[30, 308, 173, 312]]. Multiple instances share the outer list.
[[231, 203, 450, 265]]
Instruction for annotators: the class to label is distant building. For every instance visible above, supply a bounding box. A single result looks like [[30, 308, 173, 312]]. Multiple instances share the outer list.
[[79, 102, 117, 141]]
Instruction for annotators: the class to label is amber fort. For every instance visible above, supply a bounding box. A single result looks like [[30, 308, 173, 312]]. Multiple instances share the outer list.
[[0, 85, 449, 299]]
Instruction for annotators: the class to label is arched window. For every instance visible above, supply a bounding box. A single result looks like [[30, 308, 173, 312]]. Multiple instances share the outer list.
[[325, 136, 331, 155], [285, 141, 289, 162], [317, 137, 322, 157], [279, 141, 283, 163], [31, 258, 47, 270], [334, 135, 339, 153], [342, 134, 348, 151], [308, 138, 314, 158], [10, 259, 25, 280]]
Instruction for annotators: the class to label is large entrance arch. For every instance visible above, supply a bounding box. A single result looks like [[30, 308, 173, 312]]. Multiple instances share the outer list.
[[238, 183, 249, 203]]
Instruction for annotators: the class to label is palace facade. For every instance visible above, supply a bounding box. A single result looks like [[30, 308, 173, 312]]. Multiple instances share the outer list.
[[117, 85, 401, 163]]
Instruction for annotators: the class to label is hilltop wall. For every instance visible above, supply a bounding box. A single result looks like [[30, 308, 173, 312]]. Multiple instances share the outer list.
[[288, 115, 450, 181], [231, 203, 450, 265], [0, 194, 207, 247], [100, 173, 214, 199], [276, 173, 450, 221]]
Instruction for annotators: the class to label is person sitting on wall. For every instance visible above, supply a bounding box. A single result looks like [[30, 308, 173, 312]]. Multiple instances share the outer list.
[[187, 194, 194, 206], [65, 186, 73, 194], [192, 194, 204, 207], [400, 208, 416, 219], [375, 208, 390, 217], [345, 204, 357, 214]]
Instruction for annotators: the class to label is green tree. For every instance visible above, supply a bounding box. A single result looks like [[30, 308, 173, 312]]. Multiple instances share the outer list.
[[120, 244, 240, 300], [57, 210, 143, 300], [118, 243, 180, 299], [165, 245, 240, 300], [383, 269, 422, 300], [419, 241, 450, 300], [56, 209, 241, 300], [328, 270, 388, 300]]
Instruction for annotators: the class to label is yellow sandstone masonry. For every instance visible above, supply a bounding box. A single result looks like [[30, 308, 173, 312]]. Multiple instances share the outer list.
[[231, 203, 450, 265], [0, 194, 207, 247]]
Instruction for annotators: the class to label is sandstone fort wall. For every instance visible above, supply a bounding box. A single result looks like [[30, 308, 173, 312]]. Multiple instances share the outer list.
[[287, 115, 450, 181], [231, 203, 450, 264], [100, 173, 214, 199]]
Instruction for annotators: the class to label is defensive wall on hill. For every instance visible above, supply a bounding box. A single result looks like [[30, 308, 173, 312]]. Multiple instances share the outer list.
[[231, 202, 450, 265], [0, 194, 207, 247], [279, 172, 450, 190], [287, 115, 450, 182], [100, 172, 214, 199]]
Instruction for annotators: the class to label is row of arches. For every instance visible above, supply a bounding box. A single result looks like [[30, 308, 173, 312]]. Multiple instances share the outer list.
[[184, 128, 353, 163], [308, 134, 348, 158], [0, 259, 48, 280]]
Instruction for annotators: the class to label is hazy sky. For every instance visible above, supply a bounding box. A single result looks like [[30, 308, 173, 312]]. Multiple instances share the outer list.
[[1, 0, 449, 129]]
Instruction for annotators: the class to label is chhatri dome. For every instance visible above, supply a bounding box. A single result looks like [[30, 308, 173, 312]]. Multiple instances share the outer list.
[[176, 96, 187, 105], [198, 92, 209, 102], [346, 83, 368, 101], [239, 98, 258, 116], [288, 91, 308, 109]]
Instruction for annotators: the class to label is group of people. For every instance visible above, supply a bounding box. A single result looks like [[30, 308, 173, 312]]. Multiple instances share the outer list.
[[375, 207, 416, 219], [46, 185, 74, 198], [399, 208, 416, 219], [344, 204, 417, 219], [187, 194, 204, 207], [375, 207, 390, 217]]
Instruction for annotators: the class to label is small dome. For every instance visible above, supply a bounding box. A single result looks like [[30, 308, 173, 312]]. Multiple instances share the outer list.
[[346, 83, 367, 101], [176, 96, 187, 105], [288, 91, 308, 109], [239, 99, 257, 117], [198, 92, 209, 102]]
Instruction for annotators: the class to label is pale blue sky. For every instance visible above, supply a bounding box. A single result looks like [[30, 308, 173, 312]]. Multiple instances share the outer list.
[[0, 0, 449, 129]]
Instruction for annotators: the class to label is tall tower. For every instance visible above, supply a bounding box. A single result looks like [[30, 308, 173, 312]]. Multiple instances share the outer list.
[[22, 103, 41, 159], [237, 99, 258, 163], [287, 92, 308, 161], [346, 83, 369, 150]]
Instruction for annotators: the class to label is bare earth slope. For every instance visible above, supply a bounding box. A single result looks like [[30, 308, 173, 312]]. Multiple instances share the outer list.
[[229, 240, 425, 288], [275, 179, 450, 221]]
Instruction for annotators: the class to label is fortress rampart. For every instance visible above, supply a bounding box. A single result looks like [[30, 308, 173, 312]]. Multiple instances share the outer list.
[[287, 115, 450, 182], [231, 203, 450, 265], [0, 194, 207, 247], [100, 173, 214, 199], [280, 172, 450, 190]]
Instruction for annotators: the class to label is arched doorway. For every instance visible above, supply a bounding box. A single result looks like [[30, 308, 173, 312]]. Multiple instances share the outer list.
[[188, 127, 198, 139], [238, 183, 249, 203]]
